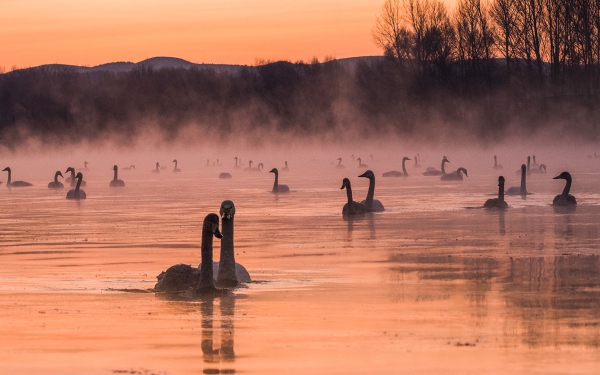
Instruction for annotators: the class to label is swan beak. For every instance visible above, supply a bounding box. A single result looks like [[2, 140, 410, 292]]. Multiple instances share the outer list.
[[358, 172, 367, 178], [340, 184, 345, 189], [553, 175, 561, 179], [221, 209, 232, 220], [213, 228, 223, 239]]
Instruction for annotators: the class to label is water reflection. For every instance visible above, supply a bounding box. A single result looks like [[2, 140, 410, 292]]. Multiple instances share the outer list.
[[201, 295, 236, 374], [343, 213, 376, 240], [387, 253, 600, 348]]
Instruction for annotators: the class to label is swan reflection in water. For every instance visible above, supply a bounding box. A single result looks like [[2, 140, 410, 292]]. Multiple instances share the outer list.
[[201, 295, 236, 374], [344, 212, 376, 240]]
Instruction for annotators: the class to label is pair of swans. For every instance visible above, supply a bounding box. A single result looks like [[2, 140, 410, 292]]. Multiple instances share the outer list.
[[382, 157, 410, 177], [2, 167, 33, 187], [66, 167, 87, 186], [424, 157, 468, 180], [155, 200, 251, 294], [66, 172, 86, 199], [341, 170, 385, 215], [244, 161, 264, 172], [269, 168, 289, 193]]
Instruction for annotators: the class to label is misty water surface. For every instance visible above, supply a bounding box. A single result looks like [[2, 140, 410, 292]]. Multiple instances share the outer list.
[[0, 150, 599, 374]]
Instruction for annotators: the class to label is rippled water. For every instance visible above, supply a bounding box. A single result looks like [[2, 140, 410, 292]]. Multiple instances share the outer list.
[[0, 160, 599, 374]]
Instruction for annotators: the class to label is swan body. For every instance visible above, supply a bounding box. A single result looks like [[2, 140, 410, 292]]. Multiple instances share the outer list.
[[383, 157, 410, 177], [282, 161, 290, 171], [413, 155, 421, 168], [269, 168, 290, 193], [109, 165, 125, 187], [66, 167, 87, 187], [357, 158, 368, 168], [358, 170, 384, 212], [123, 165, 136, 171], [484, 176, 508, 208], [336, 158, 345, 169], [210, 200, 251, 287], [66, 172, 86, 199], [219, 173, 232, 179], [172, 159, 181, 172], [48, 171, 64, 189], [530, 164, 547, 174], [493, 155, 503, 169], [552, 172, 577, 206], [423, 156, 449, 176], [152, 162, 160, 173], [341, 178, 366, 215], [155, 213, 223, 293], [441, 167, 468, 181], [3, 167, 33, 187], [506, 164, 528, 195]]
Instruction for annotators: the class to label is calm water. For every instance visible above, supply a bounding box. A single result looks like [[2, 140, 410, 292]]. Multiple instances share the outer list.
[[0, 160, 599, 374]]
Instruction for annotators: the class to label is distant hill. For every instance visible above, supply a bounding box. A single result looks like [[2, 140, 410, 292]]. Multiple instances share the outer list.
[[6, 56, 385, 75]]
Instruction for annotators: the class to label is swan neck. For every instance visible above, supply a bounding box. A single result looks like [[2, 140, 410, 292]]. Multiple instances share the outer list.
[[498, 182, 505, 204], [54, 172, 59, 183], [527, 158, 531, 175], [217, 217, 237, 284], [113, 168, 118, 181], [441, 159, 447, 174], [199, 227, 216, 290], [6, 169, 11, 184], [520, 168, 527, 193], [75, 176, 82, 192], [365, 176, 375, 207], [494, 156, 497, 166], [345, 184, 356, 214], [562, 177, 572, 197], [402, 159, 408, 176], [272, 171, 279, 192]]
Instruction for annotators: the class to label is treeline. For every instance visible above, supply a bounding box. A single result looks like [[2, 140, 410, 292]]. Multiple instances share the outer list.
[[2, 1, 600, 151]]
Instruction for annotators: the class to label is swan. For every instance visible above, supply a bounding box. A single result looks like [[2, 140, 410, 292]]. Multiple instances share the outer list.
[[484, 176, 508, 208], [252, 163, 264, 172], [66, 167, 87, 187], [336, 158, 345, 169], [123, 165, 135, 170], [282, 161, 290, 171], [84, 161, 89, 170], [269, 168, 290, 193], [516, 156, 531, 175], [506, 164, 528, 195], [244, 160, 253, 171], [155, 213, 223, 293], [219, 173, 232, 179], [173, 159, 181, 172], [66, 172, 86, 199], [530, 164, 547, 174], [441, 167, 468, 181], [341, 178, 366, 215], [412, 155, 421, 168], [3, 167, 33, 187], [358, 170, 384, 212], [493, 155, 503, 169], [357, 158, 368, 168], [531, 155, 539, 168], [383, 157, 410, 177], [212, 200, 251, 287], [152, 162, 160, 173], [47, 171, 64, 189], [552, 172, 577, 206], [423, 156, 449, 176], [109, 165, 125, 187], [234, 157, 241, 169]]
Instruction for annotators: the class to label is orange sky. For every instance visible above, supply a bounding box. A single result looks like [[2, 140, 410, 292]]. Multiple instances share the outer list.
[[0, 0, 458, 69]]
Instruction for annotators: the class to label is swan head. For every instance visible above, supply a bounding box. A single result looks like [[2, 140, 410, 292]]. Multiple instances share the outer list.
[[269, 168, 278, 174], [402, 157, 411, 162], [521, 164, 526, 171], [457, 167, 468, 177], [203, 213, 223, 239], [56, 171, 64, 178], [337, 158, 342, 161], [173, 159, 177, 163], [75, 172, 83, 180], [539, 164, 547, 173], [131, 165, 135, 169], [358, 170, 375, 179], [341, 178, 351, 189], [258, 163, 264, 170], [113, 165, 118, 171], [220, 200, 236, 220], [65, 167, 74, 173], [2, 167, 9, 172], [498, 176, 505, 185], [553, 171, 571, 180], [156, 162, 160, 167], [442, 156, 450, 163]]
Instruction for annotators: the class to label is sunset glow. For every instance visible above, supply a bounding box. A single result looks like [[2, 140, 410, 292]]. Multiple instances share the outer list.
[[0, 0, 461, 70]]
